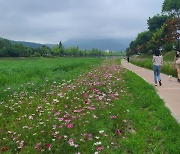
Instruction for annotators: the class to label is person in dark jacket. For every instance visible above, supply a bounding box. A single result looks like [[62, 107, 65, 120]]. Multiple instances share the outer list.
[[127, 56, 129, 62]]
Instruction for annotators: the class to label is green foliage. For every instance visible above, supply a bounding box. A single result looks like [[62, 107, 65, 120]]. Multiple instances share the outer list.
[[162, 0, 180, 17], [52, 44, 60, 56], [0, 39, 122, 58], [127, 31, 152, 55], [147, 27, 164, 51], [163, 18, 180, 45], [126, 0, 180, 56], [162, 50, 175, 61], [130, 56, 177, 77], [147, 14, 169, 32]]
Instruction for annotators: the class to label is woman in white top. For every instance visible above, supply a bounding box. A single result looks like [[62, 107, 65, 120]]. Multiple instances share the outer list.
[[152, 49, 163, 86]]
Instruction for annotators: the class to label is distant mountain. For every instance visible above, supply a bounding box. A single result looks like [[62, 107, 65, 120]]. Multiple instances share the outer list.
[[12, 40, 56, 49], [0, 37, 132, 51], [12, 41, 43, 48], [63, 38, 132, 51], [0, 37, 55, 48]]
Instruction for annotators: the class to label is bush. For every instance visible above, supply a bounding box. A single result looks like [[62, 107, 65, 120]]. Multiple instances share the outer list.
[[130, 57, 177, 77]]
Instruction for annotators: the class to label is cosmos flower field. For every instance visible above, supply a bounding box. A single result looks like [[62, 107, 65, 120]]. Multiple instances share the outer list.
[[0, 58, 180, 153]]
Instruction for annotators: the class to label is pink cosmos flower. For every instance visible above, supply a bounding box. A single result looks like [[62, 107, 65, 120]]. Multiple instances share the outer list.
[[88, 107, 95, 110], [84, 99, 90, 104], [117, 129, 121, 135], [82, 93, 88, 98], [71, 116, 77, 119], [45, 143, 52, 150], [67, 124, 73, 129], [35, 143, 41, 151], [68, 139, 74, 146], [59, 125, 63, 128], [97, 146, 104, 152], [54, 112, 61, 116], [97, 91, 102, 95], [110, 116, 117, 119], [65, 119, 71, 123], [58, 136, 62, 139], [58, 118, 64, 122], [88, 137, 92, 140], [1, 146, 8, 152]]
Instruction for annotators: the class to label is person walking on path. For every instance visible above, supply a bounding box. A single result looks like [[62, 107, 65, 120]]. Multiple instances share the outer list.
[[127, 56, 130, 62], [152, 49, 163, 86], [174, 50, 180, 83]]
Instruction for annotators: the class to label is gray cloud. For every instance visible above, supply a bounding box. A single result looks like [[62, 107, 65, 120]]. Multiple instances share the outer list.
[[0, 0, 164, 43]]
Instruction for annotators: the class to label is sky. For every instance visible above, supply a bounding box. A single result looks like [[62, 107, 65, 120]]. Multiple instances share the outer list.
[[0, 0, 164, 44]]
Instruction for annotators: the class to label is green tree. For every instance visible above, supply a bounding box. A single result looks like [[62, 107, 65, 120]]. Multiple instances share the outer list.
[[147, 14, 169, 32], [136, 31, 152, 53], [163, 18, 180, 49], [0, 39, 11, 57], [147, 28, 164, 52], [59, 41, 65, 56], [36, 45, 52, 56], [52, 45, 60, 56], [162, 0, 180, 17], [128, 31, 152, 54]]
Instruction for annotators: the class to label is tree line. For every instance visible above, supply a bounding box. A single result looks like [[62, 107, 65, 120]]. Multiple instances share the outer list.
[[0, 39, 123, 57], [126, 0, 180, 55]]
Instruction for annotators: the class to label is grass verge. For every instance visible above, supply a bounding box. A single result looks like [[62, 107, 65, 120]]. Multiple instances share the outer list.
[[118, 69, 180, 153]]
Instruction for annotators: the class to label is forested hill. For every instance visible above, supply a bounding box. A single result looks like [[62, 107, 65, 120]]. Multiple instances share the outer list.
[[0, 37, 124, 57], [0, 37, 131, 51], [0, 37, 54, 48]]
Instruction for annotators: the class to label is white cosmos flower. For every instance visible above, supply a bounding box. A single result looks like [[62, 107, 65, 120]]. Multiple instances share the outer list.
[[53, 99, 59, 103], [99, 130, 104, 134]]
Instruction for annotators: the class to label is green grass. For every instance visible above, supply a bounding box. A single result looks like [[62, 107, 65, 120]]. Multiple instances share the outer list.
[[0, 58, 179, 153], [118, 69, 180, 153], [0, 57, 103, 101], [163, 51, 175, 62], [135, 51, 175, 61]]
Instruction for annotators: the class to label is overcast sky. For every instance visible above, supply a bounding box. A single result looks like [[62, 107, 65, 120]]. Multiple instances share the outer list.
[[0, 0, 164, 44]]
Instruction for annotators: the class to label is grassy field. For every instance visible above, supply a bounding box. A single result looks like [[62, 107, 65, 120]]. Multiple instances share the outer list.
[[0, 58, 180, 153], [0, 57, 103, 101], [130, 51, 177, 77]]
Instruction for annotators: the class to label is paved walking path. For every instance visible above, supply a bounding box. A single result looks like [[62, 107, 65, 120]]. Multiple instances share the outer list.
[[121, 59, 180, 123]]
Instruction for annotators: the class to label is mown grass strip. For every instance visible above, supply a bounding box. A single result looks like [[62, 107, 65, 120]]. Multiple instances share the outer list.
[[117, 68, 180, 153]]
